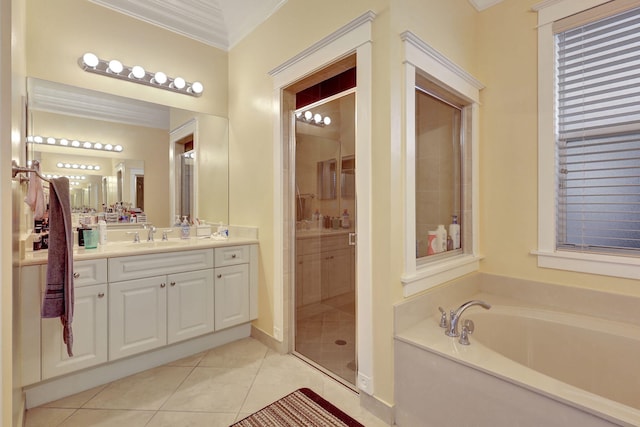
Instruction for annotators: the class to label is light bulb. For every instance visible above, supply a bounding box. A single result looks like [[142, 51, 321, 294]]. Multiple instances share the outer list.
[[131, 65, 146, 79], [93, 143, 103, 150], [152, 71, 167, 85], [104, 144, 113, 151], [34, 136, 43, 144], [304, 111, 313, 121], [314, 113, 322, 124], [56, 162, 63, 168], [323, 116, 331, 126], [108, 59, 123, 74], [94, 166, 101, 171], [172, 77, 186, 89], [87, 166, 94, 170], [47, 137, 56, 144], [71, 164, 79, 169], [59, 138, 69, 146], [72, 140, 80, 147], [114, 145, 123, 152], [190, 81, 204, 94], [82, 52, 99, 68], [80, 165, 87, 169], [83, 141, 92, 149], [64, 163, 71, 169]]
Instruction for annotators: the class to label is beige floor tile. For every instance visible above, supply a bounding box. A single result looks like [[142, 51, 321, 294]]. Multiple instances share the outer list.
[[43, 384, 109, 408], [253, 353, 326, 390], [83, 366, 193, 410], [198, 337, 268, 368], [25, 407, 75, 427], [239, 382, 303, 414], [162, 381, 250, 412], [57, 409, 154, 427], [146, 410, 237, 427]]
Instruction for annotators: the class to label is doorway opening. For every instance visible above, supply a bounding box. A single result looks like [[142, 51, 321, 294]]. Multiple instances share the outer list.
[[289, 62, 357, 387]]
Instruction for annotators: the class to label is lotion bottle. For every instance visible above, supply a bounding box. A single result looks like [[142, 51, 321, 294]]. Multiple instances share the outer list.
[[436, 224, 447, 252], [449, 215, 460, 249], [98, 220, 108, 245]]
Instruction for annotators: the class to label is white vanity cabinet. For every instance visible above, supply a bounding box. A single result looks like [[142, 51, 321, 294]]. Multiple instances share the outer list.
[[108, 249, 215, 360], [41, 258, 109, 380]]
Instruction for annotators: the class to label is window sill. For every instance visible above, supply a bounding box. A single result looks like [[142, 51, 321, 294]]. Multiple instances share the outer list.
[[533, 250, 640, 280], [401, 254, 482, 297]]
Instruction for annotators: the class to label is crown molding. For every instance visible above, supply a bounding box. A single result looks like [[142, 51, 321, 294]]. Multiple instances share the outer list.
[[468, 0, 505, 11]]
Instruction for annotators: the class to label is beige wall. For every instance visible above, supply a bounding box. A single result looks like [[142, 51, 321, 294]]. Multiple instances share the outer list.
[[476, 0, 640, 296], [26, 0, 228, 117]]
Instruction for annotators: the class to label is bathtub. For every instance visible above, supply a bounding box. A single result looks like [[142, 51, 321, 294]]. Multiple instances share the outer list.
[[394, 301, 640, 427]]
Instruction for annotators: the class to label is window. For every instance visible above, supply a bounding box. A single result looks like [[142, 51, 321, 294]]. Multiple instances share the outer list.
[[536, 0, 640, 279], [401, 32, 483, 296], [555, 6, 640, 255]]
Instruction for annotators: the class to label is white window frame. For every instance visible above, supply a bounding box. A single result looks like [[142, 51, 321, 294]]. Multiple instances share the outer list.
[[400, 32, 484, 297], [534, 0, 640, 280]]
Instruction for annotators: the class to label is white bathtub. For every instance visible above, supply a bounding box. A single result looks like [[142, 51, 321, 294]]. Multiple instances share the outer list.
[[394, 302, 640, 427]]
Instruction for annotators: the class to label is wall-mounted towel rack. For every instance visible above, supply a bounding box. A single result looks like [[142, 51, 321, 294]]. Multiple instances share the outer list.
[[12, 159, 50, 182]]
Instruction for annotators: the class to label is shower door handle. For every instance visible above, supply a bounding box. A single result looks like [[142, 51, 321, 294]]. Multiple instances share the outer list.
[[348, 232, 357, 246]]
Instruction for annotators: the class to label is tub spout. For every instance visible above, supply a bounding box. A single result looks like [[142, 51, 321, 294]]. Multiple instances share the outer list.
[[446, 300, 491, 337]]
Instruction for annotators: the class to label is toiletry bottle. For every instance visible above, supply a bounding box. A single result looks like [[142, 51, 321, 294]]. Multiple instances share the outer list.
[[98, 220, 108, 245], [341, 209, 350, 228], [436, 224, 447, 252], [174, 215, 182, 227], [449, 215, 460, 249], [181, 216, 190, 239], [217, 222, 229, 238], [427, 231, 437, 255]]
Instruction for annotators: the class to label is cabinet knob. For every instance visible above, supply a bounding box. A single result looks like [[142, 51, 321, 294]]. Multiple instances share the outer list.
[[170, 281, 176, 287], [217, 274, 222, 279], [98, 292, 105, 298], [160, 283, 166, 288], [73, 272, 80, 278], [231, 254, 237, 258]]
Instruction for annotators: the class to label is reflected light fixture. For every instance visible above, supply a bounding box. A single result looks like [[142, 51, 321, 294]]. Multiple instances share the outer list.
[[56, 162, 101, 171], [27, 135, 123, 152], [295, 110, 331, 127], [79, 52, 204, 97]]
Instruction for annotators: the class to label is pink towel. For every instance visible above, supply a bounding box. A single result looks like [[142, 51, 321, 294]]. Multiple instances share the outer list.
[[41, 177, 74, 357], [24, 169, 45, 220]]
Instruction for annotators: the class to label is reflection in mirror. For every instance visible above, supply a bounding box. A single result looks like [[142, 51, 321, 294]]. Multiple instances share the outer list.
[[26, 78, 229, 227], [317, 158, 337, 200]]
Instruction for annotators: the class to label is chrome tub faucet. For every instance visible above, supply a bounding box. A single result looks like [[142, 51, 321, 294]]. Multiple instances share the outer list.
[[445, 300, 491, 338]]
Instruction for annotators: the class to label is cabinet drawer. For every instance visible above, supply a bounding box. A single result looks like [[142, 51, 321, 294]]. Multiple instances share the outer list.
[[215, 245, 250, 267], [109, 249, 214, 282], [73, 259, 108, 287]]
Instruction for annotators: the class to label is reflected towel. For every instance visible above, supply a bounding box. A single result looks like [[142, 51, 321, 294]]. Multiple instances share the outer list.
[[41, 177, 74, 357], [24, 171, 45, 220]]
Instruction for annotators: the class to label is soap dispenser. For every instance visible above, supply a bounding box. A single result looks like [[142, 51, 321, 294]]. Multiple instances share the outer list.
[[181, 216, 190, 239], [449, 215, 460, 249]]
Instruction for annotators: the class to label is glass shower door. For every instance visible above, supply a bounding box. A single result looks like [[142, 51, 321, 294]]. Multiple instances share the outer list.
[[293, 91, 357, 386]]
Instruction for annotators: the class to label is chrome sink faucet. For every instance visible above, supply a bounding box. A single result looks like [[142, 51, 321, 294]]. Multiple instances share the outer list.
[[147, 225, 157, 242], [445, 300, 491, 337]]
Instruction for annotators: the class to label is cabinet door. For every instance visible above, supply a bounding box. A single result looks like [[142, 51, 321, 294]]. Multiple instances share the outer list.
[[167, 269, 214, 344], [214, 264, 250, 330], [322, 247, 354, 299], [109, 277, 167, 360], [297, 254, 322, 306], [42, 284, 108, 379]]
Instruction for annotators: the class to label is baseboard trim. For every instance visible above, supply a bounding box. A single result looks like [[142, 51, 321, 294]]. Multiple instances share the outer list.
[[250, 324, 287, 354], [360, 391, 395, 426]]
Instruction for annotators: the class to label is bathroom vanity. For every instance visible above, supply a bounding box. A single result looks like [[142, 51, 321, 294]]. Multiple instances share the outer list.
[[19, 233, 258, 408]]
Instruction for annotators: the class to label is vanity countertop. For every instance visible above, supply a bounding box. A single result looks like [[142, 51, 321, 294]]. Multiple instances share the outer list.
[[21, 236, 259, 266]]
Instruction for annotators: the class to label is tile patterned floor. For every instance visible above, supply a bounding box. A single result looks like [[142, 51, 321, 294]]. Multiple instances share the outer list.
[[25, 337, 389, 427]]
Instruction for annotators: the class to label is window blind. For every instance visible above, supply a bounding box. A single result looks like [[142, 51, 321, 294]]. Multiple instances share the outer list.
[[556, 6, 640, 254]]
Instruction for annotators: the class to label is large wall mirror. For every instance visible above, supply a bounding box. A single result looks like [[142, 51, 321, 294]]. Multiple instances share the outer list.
[[26, 78, 229, 228]]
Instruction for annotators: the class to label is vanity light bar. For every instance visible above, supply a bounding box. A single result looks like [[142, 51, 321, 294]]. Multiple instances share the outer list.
[[79, 53, 204, 97], [295, 110, 332, 127], [56, 162, 101, 171], [27, 135, 123, 153]]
